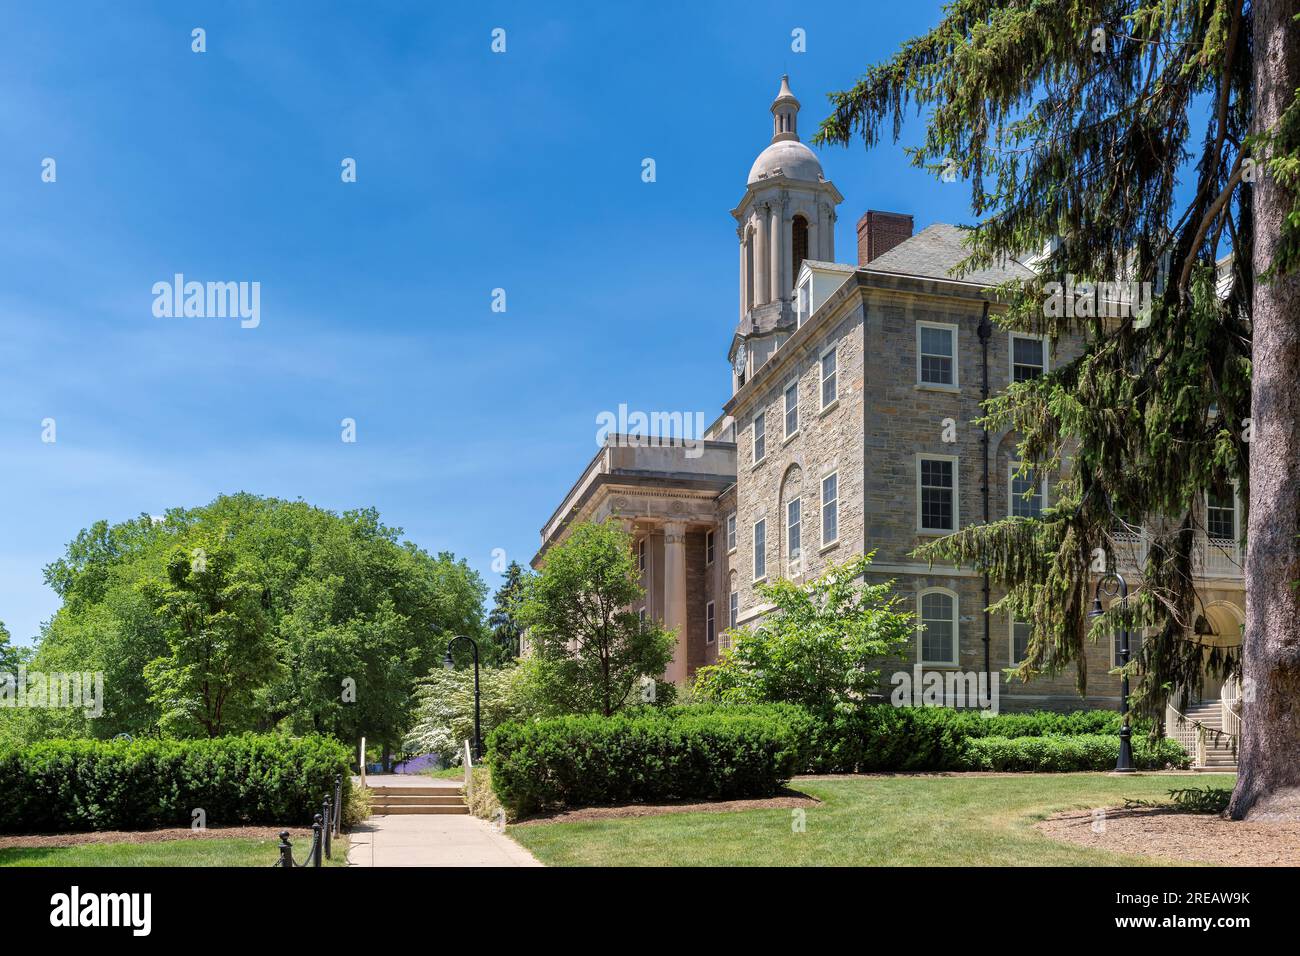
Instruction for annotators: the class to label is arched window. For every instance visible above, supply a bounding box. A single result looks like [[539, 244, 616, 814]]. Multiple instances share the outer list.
[[918, 588, 959, 665], [792, 215, 809, 277]]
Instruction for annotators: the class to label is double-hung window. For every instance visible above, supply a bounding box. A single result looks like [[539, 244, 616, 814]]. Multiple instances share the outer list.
[[918, 323, 957, 387], [1011, 334, 1046, 382], [1009, 463, 1045, 518], [918, 456, 958, 533], [784, 382, 799, 438], [820, 348, 838, 409], [821, 472, 839, 546], [919, 589, 958, 665], [753, 519, 767, 580], [787, 497, 802, 568]]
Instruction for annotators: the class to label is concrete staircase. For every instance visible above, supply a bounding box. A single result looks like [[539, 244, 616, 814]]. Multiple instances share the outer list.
[[369, 781, 468, 815], [1184, 700, 1239, 772]]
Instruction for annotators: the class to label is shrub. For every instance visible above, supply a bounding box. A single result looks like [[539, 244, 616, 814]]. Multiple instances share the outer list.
[[762, 705, 1159, 773], [0, 733, 351, 833], [466, 765, 503, 822], [488, 706, 808, 815], [958, 734, 1189, 772], [344, 784, 373, 827]]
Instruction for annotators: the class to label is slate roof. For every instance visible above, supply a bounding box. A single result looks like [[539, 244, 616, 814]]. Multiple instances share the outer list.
[[864, 223, 1034, 286]]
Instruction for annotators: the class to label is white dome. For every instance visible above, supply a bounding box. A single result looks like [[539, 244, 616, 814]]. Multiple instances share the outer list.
[[747, 139, 824, 185]]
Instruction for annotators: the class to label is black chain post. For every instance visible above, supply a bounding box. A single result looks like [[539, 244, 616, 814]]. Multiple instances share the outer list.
[[334, 774, 343, 836], [311, 814, 323, 867], [278, 830, 294, 868], [322, 794, 332, 860]]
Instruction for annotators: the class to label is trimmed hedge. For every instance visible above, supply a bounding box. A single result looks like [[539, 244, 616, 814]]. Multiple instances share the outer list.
[[959, 734, 1189, 772], [775, 706, 1158, 773], [0, 734, 351, 833], [488, 707, 811, 815]]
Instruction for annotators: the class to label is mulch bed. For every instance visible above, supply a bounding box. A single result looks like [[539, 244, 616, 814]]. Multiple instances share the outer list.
[[1036, 806, 1300, 866], [512, 788, 819, 825], [0, 826, 317, 850]]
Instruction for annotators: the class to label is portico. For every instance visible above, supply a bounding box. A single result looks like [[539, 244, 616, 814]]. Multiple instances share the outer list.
[[533, 435, 737, 683]]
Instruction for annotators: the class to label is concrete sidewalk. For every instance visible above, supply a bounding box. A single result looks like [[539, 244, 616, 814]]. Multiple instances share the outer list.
[[348, 812, 541, 867]]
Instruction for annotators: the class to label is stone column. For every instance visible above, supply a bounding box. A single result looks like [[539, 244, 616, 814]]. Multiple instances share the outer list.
[[738, 228, 747, 319], [754, 208, 770, 305], [807, 219, 819, 273], [662, 521, 689, 684], [770, 202, 783, 303]]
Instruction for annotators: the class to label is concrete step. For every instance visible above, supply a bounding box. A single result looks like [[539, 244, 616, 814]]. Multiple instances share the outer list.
[[368, 785, 463, 796], [371, 793, 464, 805], [373, 804, 469, 815]]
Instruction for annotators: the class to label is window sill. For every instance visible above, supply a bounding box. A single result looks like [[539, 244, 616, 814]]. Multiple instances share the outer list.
[[914, 383, 959, 394], [819, 539, 840, 554], [782, 429, 800, 446], [750, 457, 767, 472], [752, 575, 768, 585], [916, 528, 956, 537], [918, 661, 962, 670], [819, 399, 840, 417]]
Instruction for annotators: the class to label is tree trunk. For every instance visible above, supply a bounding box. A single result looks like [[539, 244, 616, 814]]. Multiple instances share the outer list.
[[1230, 0, 1300, 821]]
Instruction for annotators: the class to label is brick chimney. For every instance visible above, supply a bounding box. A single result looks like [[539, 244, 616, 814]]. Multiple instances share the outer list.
[[856, 210, 914, 266]]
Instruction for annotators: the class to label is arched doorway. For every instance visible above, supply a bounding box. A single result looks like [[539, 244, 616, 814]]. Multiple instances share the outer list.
[[1192, 600, 1244, 701]]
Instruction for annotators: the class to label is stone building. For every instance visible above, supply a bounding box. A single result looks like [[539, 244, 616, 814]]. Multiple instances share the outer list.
[[534, 77, 1245, 718]]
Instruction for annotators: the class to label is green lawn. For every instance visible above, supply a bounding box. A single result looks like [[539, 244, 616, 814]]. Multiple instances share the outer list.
[[424, 766, 463, 779], [0, 835, 351, 868], [509, 773, 1237, 866]]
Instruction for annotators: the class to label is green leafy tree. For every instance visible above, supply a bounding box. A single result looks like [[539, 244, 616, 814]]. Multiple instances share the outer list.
[[816, 0, 1299, 819], [516, 520, 674, 717], [140, 539, 279, 737], [404, 664, 532, 762], [23, 494, 488, 755], [0, 621, 20, 674], [485, 561, 525, 663], [693, 554, 914, 716]]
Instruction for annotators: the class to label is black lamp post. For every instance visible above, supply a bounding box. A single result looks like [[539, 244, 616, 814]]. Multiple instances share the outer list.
[[444, 635, 482, 760], [1089, 572, 1134, 772]]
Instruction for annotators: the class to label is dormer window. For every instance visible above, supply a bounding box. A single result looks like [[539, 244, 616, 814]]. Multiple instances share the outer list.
[[796, 277, 811, 326]]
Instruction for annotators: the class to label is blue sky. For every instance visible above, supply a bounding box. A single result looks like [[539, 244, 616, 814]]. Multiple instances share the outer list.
[[0, 0, 972, 646]]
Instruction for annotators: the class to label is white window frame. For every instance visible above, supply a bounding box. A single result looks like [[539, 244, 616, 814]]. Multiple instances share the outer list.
[[1009, 332, 1048, 383], [819, 344, 839, 411], [821, 471, 839, 547], [706, 601, 716, 644], [917, 587, 960, 666], [1010, 619, 1031, 665], [752, 409, 767, 465], [638, 537, 647, 572], [783, 380, 799, 439], [728, 589, 738, 630], [787, 496, 802, 571], [916, 454, 960, 534], [753, 518, 767, 582], [1205, 484, 1240, 543], [725, 512, 737, 553], [705, 529, 715, 566], [916, 321, 959, 389], [1008, 461, 1047, 518]]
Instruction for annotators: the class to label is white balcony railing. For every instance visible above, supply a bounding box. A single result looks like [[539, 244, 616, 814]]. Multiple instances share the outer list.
[[1111, 530, 1242, 580]]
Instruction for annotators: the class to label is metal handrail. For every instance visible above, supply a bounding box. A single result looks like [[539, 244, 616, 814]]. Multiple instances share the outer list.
[[463, 739, 474, 806]]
